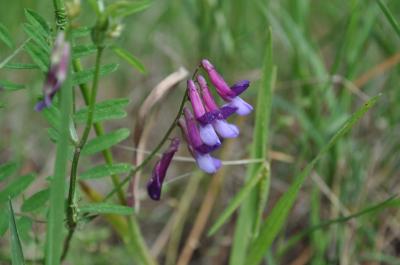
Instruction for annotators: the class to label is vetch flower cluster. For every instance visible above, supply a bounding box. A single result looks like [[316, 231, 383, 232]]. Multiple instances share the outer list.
[[35, 32, 70, 111], [179, 59, 252, 174], [147, 59, 252, 200]]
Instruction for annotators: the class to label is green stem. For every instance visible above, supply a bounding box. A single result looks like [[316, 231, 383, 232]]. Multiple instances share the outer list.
[[127, 218, 157, 265], [53, 0, 68, 31], [72, 58, 126, 204], [103, 90, 188, 201], [62, 48, 104, 260], [45, 56, 72, 265]]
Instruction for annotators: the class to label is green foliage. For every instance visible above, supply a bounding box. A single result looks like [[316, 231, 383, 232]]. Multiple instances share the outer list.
[[82, 128, 130, 155], [45, 56, 72, 265], [247, 95, 380, 265], [23, 23, 50, 52], [24, 9, 50, 36], [80, 163, 133, 180], [105, 0, 152, 18], [71, 27, 91, 38], [0, 162, 18, 181], [0, 80, 25, 91], [0, 206, 8, 236], [0, 22, 14, 48], [231, 28, 275, 265], [72, 63, 119, 85], [79, 203, 133, 215], [377, 0, 400, 38], [208, 165, 268, 236], [111, 46, 146, 73], [3, 63, 39, 70], [74, 98, 129, 123], [24, 41, 49, 72], [72, 44, 97, 59], [9, 200, 26, 265], [0, 174, 36, 203], [21, 188, 50, 212]]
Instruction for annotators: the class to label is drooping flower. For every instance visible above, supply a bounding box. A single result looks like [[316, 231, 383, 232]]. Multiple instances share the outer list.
[[197, 75, 239, 138], [187, 80, 221, 147], [35, 32, 71, 111], [147, 138, 180, 200], [201, 59, 253, 116], [179, 107, 221, 174]]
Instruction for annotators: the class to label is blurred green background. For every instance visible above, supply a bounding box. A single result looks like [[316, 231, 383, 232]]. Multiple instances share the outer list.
[[1, 0, 400, 264]]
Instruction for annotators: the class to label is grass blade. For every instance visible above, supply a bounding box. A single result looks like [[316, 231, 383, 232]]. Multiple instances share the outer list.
[[278, 196, 400, 256], [208, 165, 268, 236], [246, 95, 380, 265], [377, 0, 400, 38], [9, 200, 25, 265], [230, 28, 274, 265]]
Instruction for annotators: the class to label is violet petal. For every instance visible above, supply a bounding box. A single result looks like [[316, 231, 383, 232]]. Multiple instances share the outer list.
[[227, 96, 253, 116], [199, 123, 221, 146], [195, 152, 221, 174], [212, 119, 239, 138], [147, 138, 180, 200], [230, 80, 250, 96], [201, 59, 236, 101]]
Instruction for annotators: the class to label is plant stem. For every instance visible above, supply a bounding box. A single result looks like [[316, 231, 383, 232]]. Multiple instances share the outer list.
[[45, 57, 72, 265], [72, 58, 127, 204], [53, 0, 68, 30], [127, 218, 157, 265], [103, 90, 188, 201], [62, 48, 104, 260]]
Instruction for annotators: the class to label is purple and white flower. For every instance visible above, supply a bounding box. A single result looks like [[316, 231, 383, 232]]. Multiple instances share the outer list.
[[35, 32, 71, 111], [201, 59, 253, 116], [179, 107, 221, 174], [147, 138, 180, 200], [187, 80, 221, 147], [197, 75, 239, 138]]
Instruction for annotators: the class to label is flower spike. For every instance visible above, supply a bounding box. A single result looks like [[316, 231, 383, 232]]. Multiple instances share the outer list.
[[147, 138, 180, 200], [35, 32, 71, 111]]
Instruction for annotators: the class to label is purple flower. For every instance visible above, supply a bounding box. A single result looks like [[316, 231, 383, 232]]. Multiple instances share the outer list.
[[187, 80, 221, 147], [179, 107, 221, 174], [201, 59, 253, 116], [197, 75, 239, 138], [35, 32, 71, 111], [147, 138, 180, 200]]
